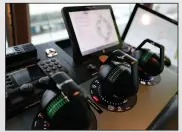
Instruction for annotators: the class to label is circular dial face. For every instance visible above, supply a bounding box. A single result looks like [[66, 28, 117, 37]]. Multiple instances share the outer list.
[[96, 15, 112, 42], [32, 110, 98, 130], [90, 79, 137, 112]]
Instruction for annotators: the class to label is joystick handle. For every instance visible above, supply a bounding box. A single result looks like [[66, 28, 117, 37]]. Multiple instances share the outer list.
[[20, 83, 34, 93], [7, 76, 50, 95], [105, 50, 139, 93], [135, 38, 165, 75], [38, 76, 50, 84], [7, 83, 34, 95]]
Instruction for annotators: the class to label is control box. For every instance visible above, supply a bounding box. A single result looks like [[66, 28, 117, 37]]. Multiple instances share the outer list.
[[6, 58, 69, 119], [6, 43, 38, 72]]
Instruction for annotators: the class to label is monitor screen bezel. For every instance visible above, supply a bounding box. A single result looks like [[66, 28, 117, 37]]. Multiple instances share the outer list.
[[121, 3, 178, 70], [62, 5, 123, 63], [121, 3, 178, 41]]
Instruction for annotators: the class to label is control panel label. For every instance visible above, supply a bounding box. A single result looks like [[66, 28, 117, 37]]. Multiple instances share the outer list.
[[86, 97, 103, 114]]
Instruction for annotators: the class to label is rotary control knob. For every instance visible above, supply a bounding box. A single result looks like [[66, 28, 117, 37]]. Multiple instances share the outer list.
[[99, 62, 136, 98], [90, 78, 137, 112], [90, 61, 138, 112]]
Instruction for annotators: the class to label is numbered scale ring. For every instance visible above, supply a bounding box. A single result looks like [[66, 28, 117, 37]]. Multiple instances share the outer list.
[[90, 79, 137, 112], [32, 110, 97, 130]]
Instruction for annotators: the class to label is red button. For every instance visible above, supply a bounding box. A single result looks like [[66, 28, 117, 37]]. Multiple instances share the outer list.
[[47, 122, 50, 127], [93, 96, 99, 102]]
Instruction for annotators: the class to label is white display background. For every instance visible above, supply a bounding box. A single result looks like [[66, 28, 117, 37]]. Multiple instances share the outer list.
[[69, 9, 119, 56]]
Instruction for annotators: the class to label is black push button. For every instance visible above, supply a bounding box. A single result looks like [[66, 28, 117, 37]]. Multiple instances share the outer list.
[[51, 59, 56, 62], [6, 81, 13, 85], [40, 62, 45, 66], [49, 63, 53, 67], [54, 61, 59, 65], [43, 65, 48, 69], [57, 64, 62, 68], [6, 78, 11, 82], [45, 60, 51, 64], [7, 84, 14, 89], [46, 68, 51, 72], [52, 66, 56, 70]]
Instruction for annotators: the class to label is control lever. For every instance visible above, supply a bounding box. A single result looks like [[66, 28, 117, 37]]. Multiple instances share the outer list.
[[7, 76, 50, 95], [8, 83, 35, 95], [38, 76, 50, 84], [33, 72, 96, 130], [20, 83, 34, 93]]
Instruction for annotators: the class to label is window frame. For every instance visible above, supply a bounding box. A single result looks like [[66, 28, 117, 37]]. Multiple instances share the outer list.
[[6, 3, 31, 46], [6, 3, 14, 47]]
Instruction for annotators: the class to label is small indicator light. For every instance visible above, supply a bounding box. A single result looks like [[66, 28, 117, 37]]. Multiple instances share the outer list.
[[38, 113, 43, 119], [47, 122, 50, 127], [99, 55, 108, 63], [93, 96, 99, 102], [73, 91, 80, 96], [40, 114, 43, 119]]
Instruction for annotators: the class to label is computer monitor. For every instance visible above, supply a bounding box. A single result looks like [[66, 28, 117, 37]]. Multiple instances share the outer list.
[[62, 5, 122, 62], [122, 4, 178, 66]]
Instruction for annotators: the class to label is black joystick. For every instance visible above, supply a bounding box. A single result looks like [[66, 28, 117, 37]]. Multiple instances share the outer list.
[[32, 72, 97, 130], [7, 76, 50, 96], [20, 76, 50, 93], [90, 50, 139, 112], [99, 64, 134, 98], [7, 83, 35, 96], [131, 38, 165, 85]]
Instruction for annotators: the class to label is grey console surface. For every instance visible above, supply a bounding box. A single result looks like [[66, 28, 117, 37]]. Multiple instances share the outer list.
[[79, 67, 178, 130], [6, 67, 177, 130]]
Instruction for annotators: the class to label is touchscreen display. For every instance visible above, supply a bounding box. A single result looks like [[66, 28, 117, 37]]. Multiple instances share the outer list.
[[11, 65, 45, 86], [69, 9, 120, 56]]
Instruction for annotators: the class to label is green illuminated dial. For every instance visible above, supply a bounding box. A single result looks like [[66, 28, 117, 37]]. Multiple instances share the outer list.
[[140, 51, 153, 66], [46, 93, 69, 118]]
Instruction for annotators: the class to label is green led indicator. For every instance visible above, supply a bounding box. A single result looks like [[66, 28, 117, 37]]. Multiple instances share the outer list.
[[145, 53, 152, 61], [142, 52, 149, 62], [60, 102, 63, 106], [49, 104, 53, 108], [49, 98, 64, 112], [141, 52, 153, 65], [46, 95, 69, 119]]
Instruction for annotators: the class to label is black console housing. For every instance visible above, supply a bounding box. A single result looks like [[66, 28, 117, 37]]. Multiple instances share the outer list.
[[6, 64, 46, 119], [6, 43, 38, 73], [6, 58, 70, 119]]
